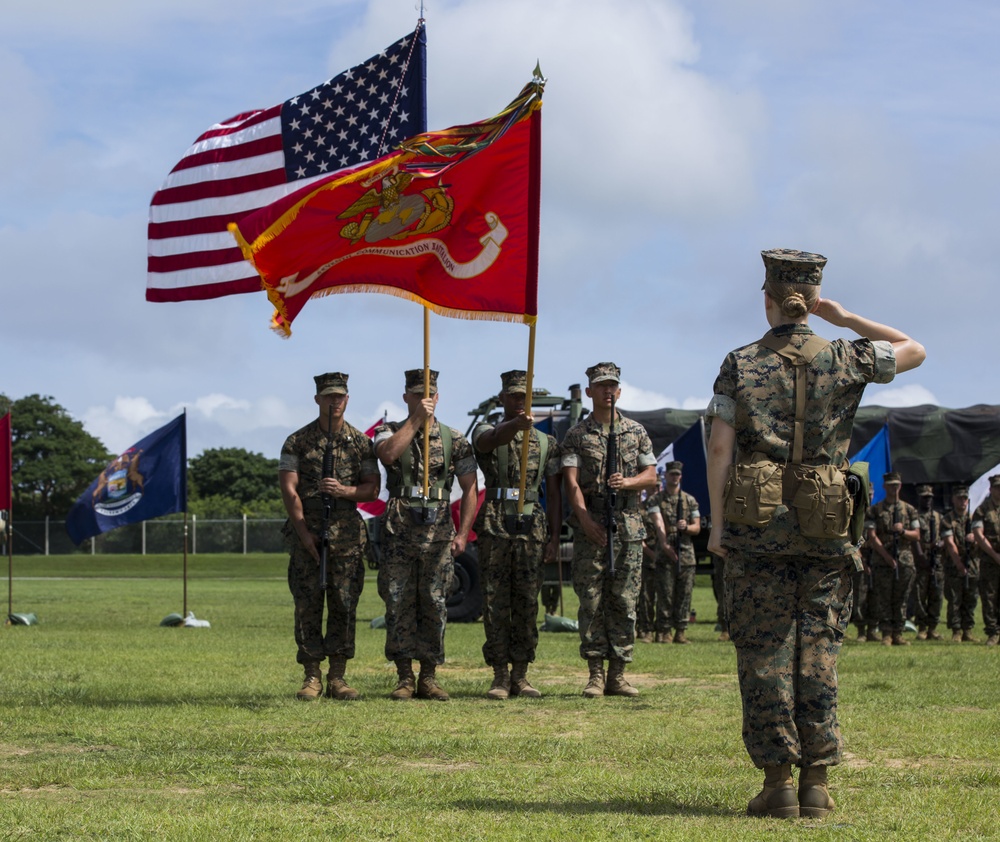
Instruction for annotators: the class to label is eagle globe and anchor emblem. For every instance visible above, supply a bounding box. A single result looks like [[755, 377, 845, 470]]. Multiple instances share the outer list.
[[92, 449, 146, 516]]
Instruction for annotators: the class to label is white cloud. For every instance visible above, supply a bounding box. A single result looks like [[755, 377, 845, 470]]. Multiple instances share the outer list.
[[861, 382, 939, 409]]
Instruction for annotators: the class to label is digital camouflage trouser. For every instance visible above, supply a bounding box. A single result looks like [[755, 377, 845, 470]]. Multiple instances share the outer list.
[[871, 561, 915, 637], [636, 556, 657, 635], [980, 557, 1000, 637], [287, 535, 365, 665], [477, 534, 542, 666], [725, 551, 853, 768], [944, 569, 979, 631], [572, 536, 642, 662], [913, 561, 944, 630], [377, 535, 453, 665], [655, 560, 696, 633]]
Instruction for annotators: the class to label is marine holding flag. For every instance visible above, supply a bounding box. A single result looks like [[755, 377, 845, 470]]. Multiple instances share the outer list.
[[278, 373, 380, 701], [66, 415, 186, 546], [706, 248, 925, 819]]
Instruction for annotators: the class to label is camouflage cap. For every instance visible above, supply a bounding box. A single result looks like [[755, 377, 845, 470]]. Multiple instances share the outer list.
[[917, 484, 934, 496], [883, 471, 902, 485], [952, 484, 970, 497], [586, 362, 621, 384], [500, 370, 528, 394], [990, 474, 1000, 488], [314, 372, 349, 395], [404, 368, 439, 395], [665, 461, 683, 474], [761, 248, 827, 288]]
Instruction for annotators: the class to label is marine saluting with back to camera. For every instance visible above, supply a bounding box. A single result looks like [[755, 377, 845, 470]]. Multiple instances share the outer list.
[[706, 248, 925, 820]]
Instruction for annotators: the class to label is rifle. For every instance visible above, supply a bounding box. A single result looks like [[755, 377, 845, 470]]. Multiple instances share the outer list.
[[605, 394, 618, 575], [892, 502, 901, 581], [319, 404, 334, 592], [674, 491, 683, 580]]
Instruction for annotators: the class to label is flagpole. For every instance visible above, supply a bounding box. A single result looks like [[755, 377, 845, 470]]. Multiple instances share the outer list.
[[182, 407, 188, 619], [422, 306, 431, 498], [517, 321, 537, 513], [5, 409, 12, 620]]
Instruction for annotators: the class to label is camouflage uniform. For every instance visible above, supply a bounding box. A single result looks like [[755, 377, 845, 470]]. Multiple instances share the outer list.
[[636, 504, 659, 639], [707, 318, 896, 769], [472, 418, 560, 668], [561, 412, 656, 662], [941, 504, 979, 634], [374, 418, 477, 666], [866, 498, 920, 639], [971, 493, 1000, 640], [280, 417, 376, 665], [647, 487, 700, 635], [914, 488, 945, 637]]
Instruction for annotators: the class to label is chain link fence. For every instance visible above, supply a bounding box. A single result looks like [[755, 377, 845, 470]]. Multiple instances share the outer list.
[[7, 516, 287, 555]]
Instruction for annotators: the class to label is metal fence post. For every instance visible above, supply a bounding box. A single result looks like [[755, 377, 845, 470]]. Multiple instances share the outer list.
[[192, 513, 197, 554], [243, 513, 248, 555], [45, 516, 50, 556]]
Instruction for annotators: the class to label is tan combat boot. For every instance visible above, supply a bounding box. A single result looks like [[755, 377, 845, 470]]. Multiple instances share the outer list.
[[326, 656, 360, 700], [605, 658, 639, 697], [892, 634, 910, 646], [916, 627, 928, 641], [673, 629, 690, 644], [510, 661, 541, 698], [390, 659, 416, 701], [951, 629, 963, 643], [486, 663, 510, 700], [987, 633, 999, 647], [416, 661, 449, 701], [798, 765, 836, 819], [582, 658, 605, 698], [296, 662, 323, 701], [962, 630, 980, 643], [636, 631, 653, 643], [747, 764, 799, 818], [881, 632, 893, 647], [928, 626, 944, 641]]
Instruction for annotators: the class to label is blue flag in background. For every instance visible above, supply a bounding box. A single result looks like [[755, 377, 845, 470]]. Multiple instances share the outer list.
[[851, 422, 891, 504], [656, 418, 710, 517], [66, 414, 187, 545]]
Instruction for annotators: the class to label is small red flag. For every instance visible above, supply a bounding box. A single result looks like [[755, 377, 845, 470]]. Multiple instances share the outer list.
[[0, 413, 11, 510], [230, 76, 543, 336]]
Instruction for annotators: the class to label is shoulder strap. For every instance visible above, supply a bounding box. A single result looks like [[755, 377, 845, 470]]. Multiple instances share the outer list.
[[399, 423, 452, 491], [758, 332, 831, 464], [495, 428, 548, 492]]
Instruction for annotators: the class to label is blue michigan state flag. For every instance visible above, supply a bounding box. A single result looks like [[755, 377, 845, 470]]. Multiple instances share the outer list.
[[66, 414, 187, 545]]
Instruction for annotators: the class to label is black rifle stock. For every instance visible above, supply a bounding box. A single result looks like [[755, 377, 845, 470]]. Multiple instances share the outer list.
[[319, 405, 334, 591], [605, 395, 618, 575]]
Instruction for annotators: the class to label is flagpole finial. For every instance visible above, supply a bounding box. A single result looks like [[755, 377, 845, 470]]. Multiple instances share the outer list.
[[533, 61, 545, 82]]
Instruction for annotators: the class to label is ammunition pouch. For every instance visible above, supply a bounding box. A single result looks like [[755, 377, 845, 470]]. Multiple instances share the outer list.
[[791, 464, 852, 539], [722, 454, 783, 527]]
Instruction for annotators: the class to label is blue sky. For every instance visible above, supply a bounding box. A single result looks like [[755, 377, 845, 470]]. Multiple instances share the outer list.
[[2, 0, 997, 458]]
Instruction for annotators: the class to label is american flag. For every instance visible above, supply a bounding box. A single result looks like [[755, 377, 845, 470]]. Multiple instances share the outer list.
[[147, 26, 426, 303]]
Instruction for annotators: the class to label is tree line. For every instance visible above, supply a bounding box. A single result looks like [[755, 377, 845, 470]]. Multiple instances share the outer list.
[[0, 394, 283, 520]]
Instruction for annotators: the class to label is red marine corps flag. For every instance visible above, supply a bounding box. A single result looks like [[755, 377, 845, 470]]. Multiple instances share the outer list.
[[229, 71, 543, 335]]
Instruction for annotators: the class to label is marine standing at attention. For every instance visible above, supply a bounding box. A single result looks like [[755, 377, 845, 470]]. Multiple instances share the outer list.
[[706, 248, 925, 819], [279, 372, 381, 701], [561, 362, 658, 698], [472, 370, 562, 699], [374, 369, 479, 702]]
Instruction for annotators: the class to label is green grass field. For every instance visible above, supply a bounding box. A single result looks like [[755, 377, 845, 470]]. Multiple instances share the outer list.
[[2, 554, 998, 841]]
